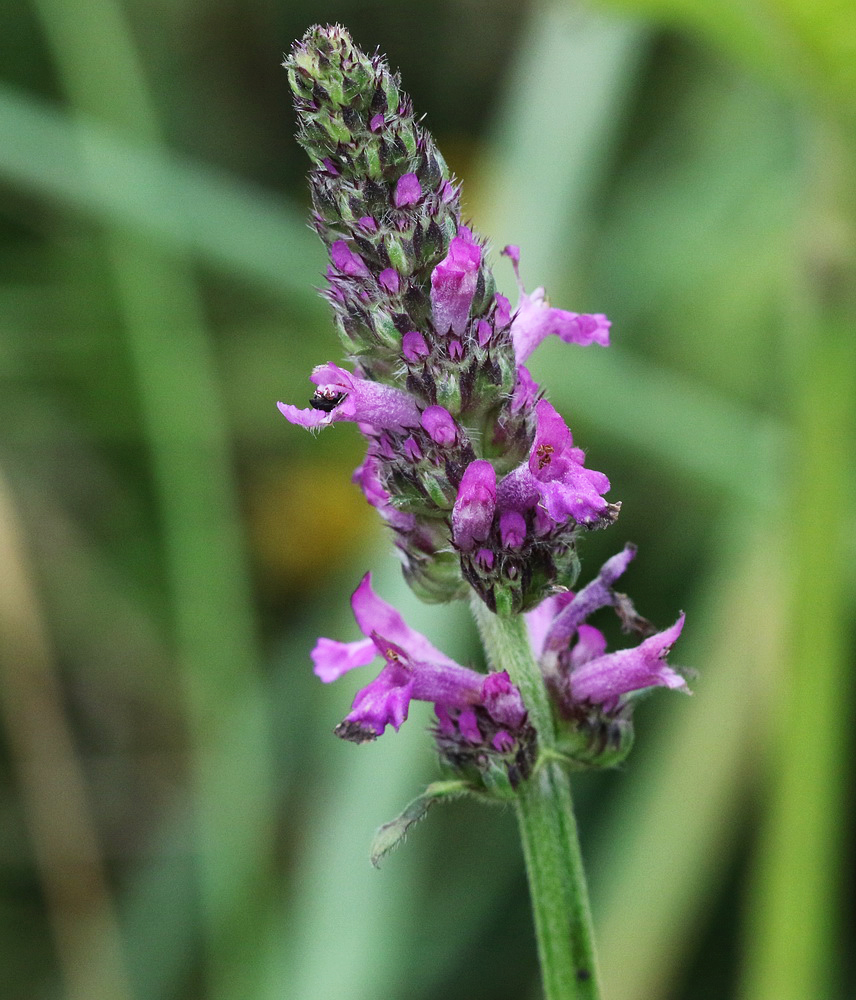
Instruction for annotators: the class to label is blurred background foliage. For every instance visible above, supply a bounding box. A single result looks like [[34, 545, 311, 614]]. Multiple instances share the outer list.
[[1, 0, 854, 999]]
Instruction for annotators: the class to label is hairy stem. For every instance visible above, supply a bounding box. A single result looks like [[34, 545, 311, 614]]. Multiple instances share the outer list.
[[472, 598, 601, 1000]]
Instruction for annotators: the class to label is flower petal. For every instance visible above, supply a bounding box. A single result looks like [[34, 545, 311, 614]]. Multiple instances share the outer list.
[[350, 574, 462, 672], [311, 636, 377, 682], [570, 614, 687, 707]]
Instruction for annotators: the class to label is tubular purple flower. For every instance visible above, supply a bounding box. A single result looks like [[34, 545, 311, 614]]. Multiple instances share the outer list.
[[421, 405, 458, 446], [496, 400, 609, 527], [358, 215, 378, 232], [500, 246, 610, 363], [278, 363, 421, 431], [394, 172, 422, 207], [315, 574, 526, 740], [482, 671, 527, 729], [430, 226, 482, 336], [527, 399, 610, 526], [542, 544, 637, 655], [330, 239, 372, 278], [452, 460, 497, 551], [569, 615, 687, 710]]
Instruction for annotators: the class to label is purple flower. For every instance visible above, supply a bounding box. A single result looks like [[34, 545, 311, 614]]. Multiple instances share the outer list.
[[569, 615, 687, 711], [394, 172, 422, 207], [352, 452, 416, 531], [501, 246, 610, 363], [278, 363, 421, 431], [379, 268, 401, 294], [527, 400, 610, 525], [542, 543, 637, 655], [430, 226, 482, 336], [313, 574, 526, 740], [509, 366, 539, 413], [452, 460, 496, 551], [496, 399, 610, 527], [420, 405, 458, 446], [494, 293, 512, 329], [402, 330, 429, 362], [358, 216, 378, 232], [524, 550, 688, 715], [330, 240, 372, 279], [369, 113, 384, 131], [499, 511, 526, 549]]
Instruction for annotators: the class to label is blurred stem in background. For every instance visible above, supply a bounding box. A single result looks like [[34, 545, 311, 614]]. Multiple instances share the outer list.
[[740, 120, 856, 1000], [28, 0, 276, 997], [0, 472, 132, 1000]]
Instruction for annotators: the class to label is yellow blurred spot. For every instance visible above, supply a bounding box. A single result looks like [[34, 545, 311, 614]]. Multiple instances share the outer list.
[[248, 459, 378, 591]]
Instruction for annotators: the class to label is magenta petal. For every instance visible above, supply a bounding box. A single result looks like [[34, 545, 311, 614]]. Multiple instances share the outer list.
[[529, 400, 572, 479], [330, 240, 371, 278], [452, 459, 496, 551], [510, 365, 539, 413], [492, 730, 515, 752], [476, 319, 492, 347], [499, 510, 526, 549], [421, 405, 457, 446], [481, 671, 526, 729], [570, 614, 687, 706], [510, 285, 611, 364], [311, 636, 377, 682], [569, 624, 607, 670], [402, 330, 429, 362], [379, 268, 400, 294], [350, 574, 463, 673], [310, 363, 421, 430], [430, 229, 482, 335], [524, 592, 574, 659], [543, 545, 636, 654], [346, 661, 414, 736], [276, 401, 333, 428], [457, 708, 482, 744], [394, 172, 422, 207]]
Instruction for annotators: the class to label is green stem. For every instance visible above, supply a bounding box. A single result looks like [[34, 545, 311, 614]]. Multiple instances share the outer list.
[[472, 598, 601, 1000]]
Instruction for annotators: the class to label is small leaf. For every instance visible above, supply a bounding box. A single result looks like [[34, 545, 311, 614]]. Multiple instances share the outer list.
[[370, 781, 468, 867]]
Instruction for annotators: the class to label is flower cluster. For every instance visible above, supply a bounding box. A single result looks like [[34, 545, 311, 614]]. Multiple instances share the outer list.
[[314, 547, 685, 771], [282, 26, 687, 786], [281, 25, 618, 615]]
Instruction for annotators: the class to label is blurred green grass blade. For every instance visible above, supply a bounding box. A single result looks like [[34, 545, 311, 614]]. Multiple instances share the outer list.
[[474, 1, 649, 296], [27, 0, 278, 996], [591, 511, 784, 999], [741, 312, 856, 999], [0, 85, 323, 304], [0, 471, 134, 1000], [591, 0, 856, 120]]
